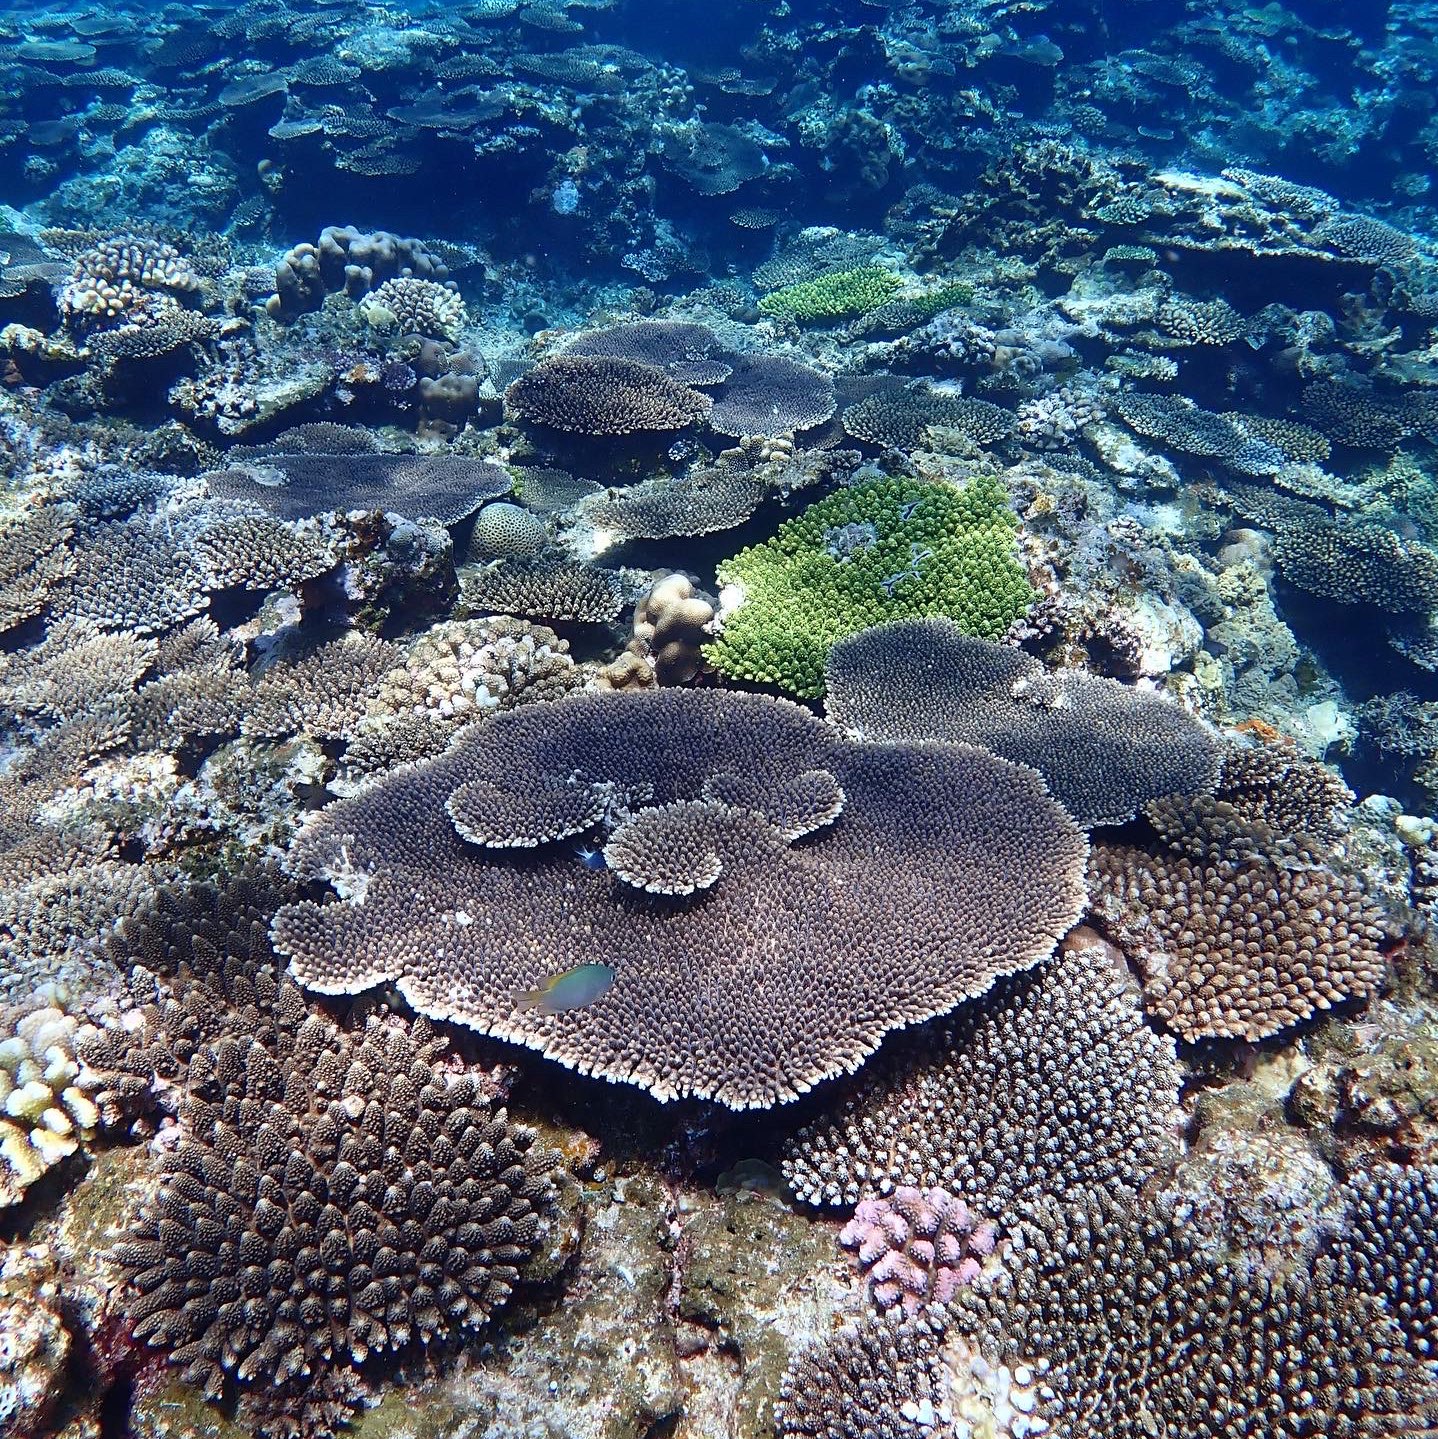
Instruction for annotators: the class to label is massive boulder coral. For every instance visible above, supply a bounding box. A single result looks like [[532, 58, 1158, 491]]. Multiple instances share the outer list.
[[272, 689, 1088, 1109], [825, 617, 1221, 826], [707, 475, 1035, 698]]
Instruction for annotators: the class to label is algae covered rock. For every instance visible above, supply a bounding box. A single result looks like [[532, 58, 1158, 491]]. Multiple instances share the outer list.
[[707, 474, 1035, 697]]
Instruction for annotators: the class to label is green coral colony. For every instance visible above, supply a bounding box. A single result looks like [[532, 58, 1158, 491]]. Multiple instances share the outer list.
[[709, 475, 1035, 697], [2, 1, 1438, 1438]]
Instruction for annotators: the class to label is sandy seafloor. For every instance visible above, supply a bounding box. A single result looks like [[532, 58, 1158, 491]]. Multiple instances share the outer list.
[[1, 0, 1438, 1436]]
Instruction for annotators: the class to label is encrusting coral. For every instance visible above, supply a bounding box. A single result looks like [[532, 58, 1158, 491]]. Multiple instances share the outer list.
[[272, 688, 1088, 1108]]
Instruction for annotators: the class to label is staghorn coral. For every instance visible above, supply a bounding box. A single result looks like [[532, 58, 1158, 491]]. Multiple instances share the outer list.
[[0, 859, 159, 1011], [191, 508, 342, 592], [244, 634, 403, 743], [0, 627, 156, 720], [0, 505, 76, 632], [113, 1010, 559, 1436], [782, 935, 1181, 1212], [840, 1187, 996, 1313], [505, 355, 713, 436], [206, 454, 513, 525], [708, 475, 1034, 699], [272, 689, 1087, 1109], [943, 1190, 1438, 1439], [825, 618, 1221, 826], [61, 517, 210, 634]]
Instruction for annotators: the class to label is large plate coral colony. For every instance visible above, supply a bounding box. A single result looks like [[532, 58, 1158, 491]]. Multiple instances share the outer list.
[[1, 0, 1437, 1435]]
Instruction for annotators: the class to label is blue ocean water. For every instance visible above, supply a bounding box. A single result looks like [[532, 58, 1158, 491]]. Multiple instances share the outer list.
[[0, 1, 1437, 1436]]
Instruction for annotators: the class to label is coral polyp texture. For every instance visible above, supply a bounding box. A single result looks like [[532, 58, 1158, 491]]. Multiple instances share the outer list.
[[707, 475, 1035, 698], [271, 689, 1088, 1108], [1088, 812, 1393, 1042], [113, 1012, 558, 1435], [781, 935, 1182, 1213], [939, 1191, 1438, 1439], [824, 617, 1222, 826], [206, 453, 513, 524], [1332, 1162, 1438, 1367], [840, 1187, 996, 1312], [775, 1308, 950, 1439], [504, 354, 713, 436]]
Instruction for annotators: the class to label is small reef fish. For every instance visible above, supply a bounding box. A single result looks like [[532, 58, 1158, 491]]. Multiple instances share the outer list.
[[515, 962, 616, 1014]]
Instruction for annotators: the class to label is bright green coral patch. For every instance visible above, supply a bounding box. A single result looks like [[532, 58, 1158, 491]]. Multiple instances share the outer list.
[[706, 474, 1036, 698], [757, 265, 902, 324]]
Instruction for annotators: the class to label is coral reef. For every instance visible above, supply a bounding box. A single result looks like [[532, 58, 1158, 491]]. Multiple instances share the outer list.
[[839, 1187, 995, 1313], [782, 934, 1182, 1213], [273, 689, 1087, 1108]]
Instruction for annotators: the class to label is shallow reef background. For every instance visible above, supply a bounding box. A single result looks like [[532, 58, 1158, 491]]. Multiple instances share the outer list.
[[2, 0, 1438, 1436]]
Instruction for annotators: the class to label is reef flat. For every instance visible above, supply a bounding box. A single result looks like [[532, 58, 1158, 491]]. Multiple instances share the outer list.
[[1, 1, 1437, 1436]]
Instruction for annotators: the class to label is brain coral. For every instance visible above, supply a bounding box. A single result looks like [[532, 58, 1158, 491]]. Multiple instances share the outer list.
[[707, 475, 1035, 698], [824, 618, 1221, 826], [272, 689, 1087, 1109], [782, 934, 1181, 1212]]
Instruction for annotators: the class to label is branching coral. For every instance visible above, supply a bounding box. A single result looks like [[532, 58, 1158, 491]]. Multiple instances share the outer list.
[[707, 476, 1034, 698]]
